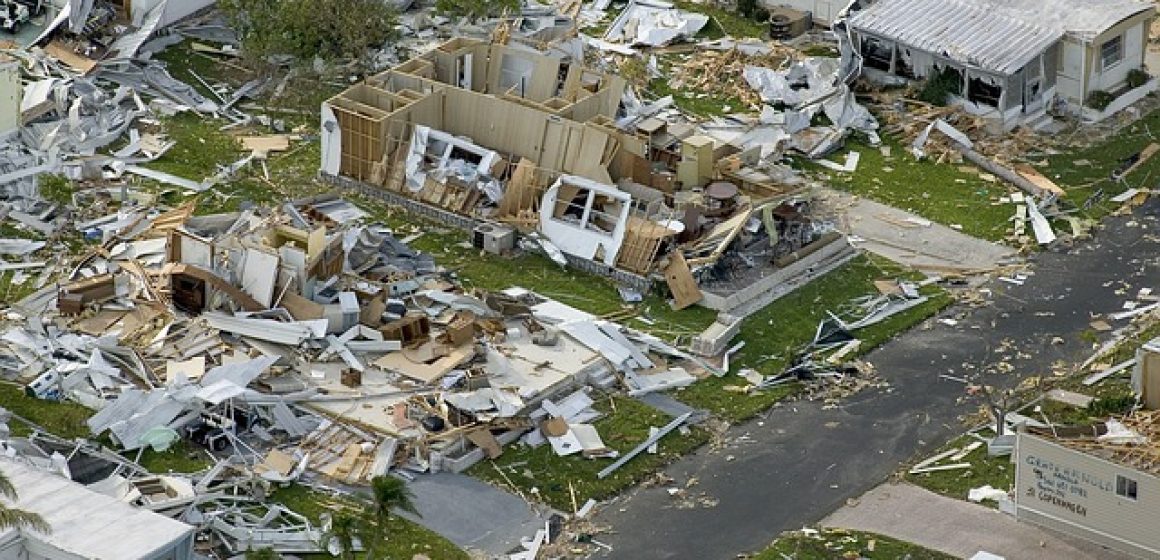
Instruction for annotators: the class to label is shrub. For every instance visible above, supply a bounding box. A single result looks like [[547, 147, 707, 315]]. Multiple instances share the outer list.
[[1086, 89, 1116, 111], [916, 67, 961, 106], [219, 0, 398, 65], [1088, 393, 1135, 417], [752, 7, 770, 22], [737, 0, 758, 18], [436, 0, 520, 20], [1128, 68, 1149, 89]]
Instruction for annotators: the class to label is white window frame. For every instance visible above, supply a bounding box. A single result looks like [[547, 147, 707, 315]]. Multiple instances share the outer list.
[[1101, 35, 1124, 71], [1116, 474, 1138, 500]]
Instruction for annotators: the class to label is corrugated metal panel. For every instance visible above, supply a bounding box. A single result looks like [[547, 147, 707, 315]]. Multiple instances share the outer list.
[[0, 459, 194, 559], [848, 0, 1060, 75], [200, 355, 278, 388], [849, 0, 1154, 75]]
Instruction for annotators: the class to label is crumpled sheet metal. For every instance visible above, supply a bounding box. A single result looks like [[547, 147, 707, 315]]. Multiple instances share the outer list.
[[743, 58, 880, 158], [604, 0, 709, 47]]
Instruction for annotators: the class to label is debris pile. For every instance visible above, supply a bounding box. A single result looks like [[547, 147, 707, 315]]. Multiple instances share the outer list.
[[669, 46, 797, 114]]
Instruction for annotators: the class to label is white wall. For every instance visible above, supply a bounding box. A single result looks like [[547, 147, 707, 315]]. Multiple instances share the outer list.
[[0, 59, 19, 139], [1091, 21, 1146, 92], [1055, 16, 1151, 105], [131, 0, 216, 27], [1055, 39, 1084, 103]]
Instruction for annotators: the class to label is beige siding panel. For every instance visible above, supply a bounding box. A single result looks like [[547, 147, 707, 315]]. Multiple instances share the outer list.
[[539, 118, 569, 173], [1015, 433, 1160, 558]]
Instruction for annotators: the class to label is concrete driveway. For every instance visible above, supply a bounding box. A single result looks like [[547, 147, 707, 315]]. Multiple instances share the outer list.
[[821, 187, 1021, 274], [823, 482, 1132, 560]]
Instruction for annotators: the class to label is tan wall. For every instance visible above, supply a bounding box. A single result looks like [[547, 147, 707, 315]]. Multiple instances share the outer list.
[[1015, 433, 1160, 558], [327, 40, 626, 184]]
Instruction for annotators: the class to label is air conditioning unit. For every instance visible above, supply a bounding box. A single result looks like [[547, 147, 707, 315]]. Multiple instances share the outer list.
[[472, 223, 516, 255], [769, 7, 812, 40]]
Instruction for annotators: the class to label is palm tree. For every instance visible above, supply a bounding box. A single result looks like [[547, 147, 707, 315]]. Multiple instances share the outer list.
[[320, 513, 360, 560], [360, 476, 419, 558], [369, 475, 419, 525], [0, 471, 49, 535]]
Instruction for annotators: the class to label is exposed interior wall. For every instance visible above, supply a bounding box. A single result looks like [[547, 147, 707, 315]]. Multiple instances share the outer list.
[[320, 38, 633, 200], [323, 41, 626, 185]]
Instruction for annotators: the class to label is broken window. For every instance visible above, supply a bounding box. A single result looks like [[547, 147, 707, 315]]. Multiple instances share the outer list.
[[552, 187, 623, 235], [555, 63, 571, 97], [1101, 35, 1124, 71], [967, 75, 1002, 107], [456, 53, 473, 90], [860, 37, 893, 72], [894, 48, 915, 79], [172, 275, 206, 314], [1116, 474, 1138, 500]]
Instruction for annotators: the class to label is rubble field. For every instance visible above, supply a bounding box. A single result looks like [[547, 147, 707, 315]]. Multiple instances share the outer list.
[[0, 0, 1158, 558]]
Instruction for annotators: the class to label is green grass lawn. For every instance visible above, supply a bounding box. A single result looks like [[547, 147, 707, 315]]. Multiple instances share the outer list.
[[650, 75, 749, 118], [1038, 106, 1160, 217], [135, 440, 215, 474], [905, 432, 1013, 503], [676, 0, 767, 39], [676, 255, 952, 422], [752, 528, 955, 559], [807, 137, 1016, 242], [1, 383, 93, 439], [468, 394, 710, 512], [270, 483, 470, 560]]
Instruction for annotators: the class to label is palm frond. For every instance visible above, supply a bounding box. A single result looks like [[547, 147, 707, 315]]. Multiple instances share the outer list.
[[0, 507, 51, 535], [0, 472, 16, 501]]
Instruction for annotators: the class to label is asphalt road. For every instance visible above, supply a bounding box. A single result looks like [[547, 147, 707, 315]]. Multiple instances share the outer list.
[[590, 201, 1160, 559]]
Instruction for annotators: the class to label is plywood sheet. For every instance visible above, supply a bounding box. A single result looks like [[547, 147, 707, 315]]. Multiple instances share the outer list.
[[240, 135, 291, 154], [373, 344, 474, 383], [1143, 351, 1160, 410], [664, 252, 702, 310], [1013, 164, 1065, 197], [466, 429, 502, 459], [45, 41, 97, 75]]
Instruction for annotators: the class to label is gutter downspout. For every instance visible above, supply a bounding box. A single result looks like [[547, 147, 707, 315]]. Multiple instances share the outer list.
[[1079, 37, 1090, 122]]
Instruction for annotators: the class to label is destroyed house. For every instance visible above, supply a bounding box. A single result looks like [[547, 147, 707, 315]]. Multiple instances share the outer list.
[[320, 38, 626, 186], [0, 459, 196, 560], [847, 0, 1156, 126], [16, 0, 218, 75], [321, 38, 816, 300]]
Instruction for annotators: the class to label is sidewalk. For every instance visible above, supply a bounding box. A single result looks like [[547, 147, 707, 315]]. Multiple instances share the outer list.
[[822, 482, 1132, 560]]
